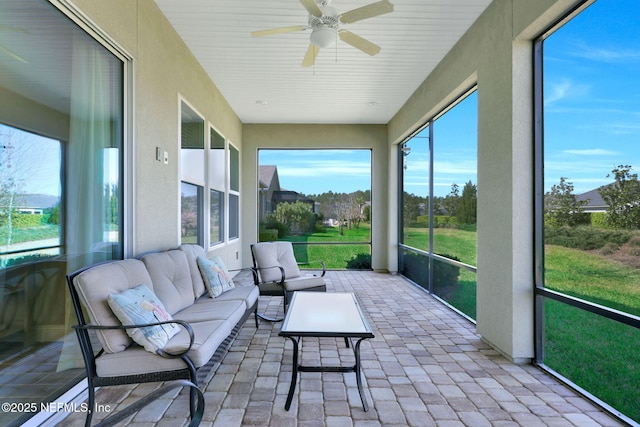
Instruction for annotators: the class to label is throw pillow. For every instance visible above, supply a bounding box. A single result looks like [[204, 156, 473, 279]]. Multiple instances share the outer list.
[[107, 285, 180, 353], [212, 256, 236, 292], [197, 256, 235, 298]]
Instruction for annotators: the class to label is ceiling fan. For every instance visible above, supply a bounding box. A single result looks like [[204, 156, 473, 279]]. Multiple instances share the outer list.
[[251, 0, 394, 67]]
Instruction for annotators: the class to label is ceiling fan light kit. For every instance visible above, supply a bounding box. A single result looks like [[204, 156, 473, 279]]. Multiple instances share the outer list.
[[251, 0, 394, 67]]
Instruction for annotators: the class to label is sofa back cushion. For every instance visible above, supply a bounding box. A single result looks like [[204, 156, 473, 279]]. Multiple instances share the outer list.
[[252, 242, 300, 283], [178, 244, 207, 298], [141, 250, 195, 315], [73, 259, 152, 353]]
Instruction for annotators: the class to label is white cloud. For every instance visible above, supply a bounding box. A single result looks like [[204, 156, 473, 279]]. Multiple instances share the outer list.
[[562, 148, 619, 156]]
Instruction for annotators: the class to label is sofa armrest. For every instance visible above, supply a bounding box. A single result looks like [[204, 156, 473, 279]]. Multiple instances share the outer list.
[[73, 319, 195, 358]]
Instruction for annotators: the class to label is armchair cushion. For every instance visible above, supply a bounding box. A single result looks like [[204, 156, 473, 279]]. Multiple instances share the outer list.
[[107, 284, 180, 353], [252, 242, 300, 282]]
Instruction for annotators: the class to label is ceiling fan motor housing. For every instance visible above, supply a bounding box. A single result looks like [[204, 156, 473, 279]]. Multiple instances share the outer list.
[[309, 5, 339, 48]]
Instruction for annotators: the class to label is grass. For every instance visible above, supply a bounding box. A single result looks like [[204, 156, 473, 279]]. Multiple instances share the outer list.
[[0, 224, 60, 245], [282, 224, 371, 269]]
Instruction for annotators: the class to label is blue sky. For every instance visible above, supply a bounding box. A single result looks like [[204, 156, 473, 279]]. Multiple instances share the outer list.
[[259, 149, 372, 196], [543, 0, 640, 194]]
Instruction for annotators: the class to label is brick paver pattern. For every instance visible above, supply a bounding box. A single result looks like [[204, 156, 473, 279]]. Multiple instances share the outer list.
[[60, 271, 624, 427]]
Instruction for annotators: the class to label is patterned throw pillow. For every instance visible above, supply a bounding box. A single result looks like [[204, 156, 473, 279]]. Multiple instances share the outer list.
[[197, 256, 235, 298], [107, 285, 180, 353]]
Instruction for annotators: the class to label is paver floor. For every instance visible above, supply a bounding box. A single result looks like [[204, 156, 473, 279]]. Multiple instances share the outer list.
[[59, 271, 624, 427]]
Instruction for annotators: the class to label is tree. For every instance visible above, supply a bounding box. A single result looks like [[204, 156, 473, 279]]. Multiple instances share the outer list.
[[544, 177, 589, 227], [599, 165, 640, 229], [456, 181, 477, 225], [274, 201, 315, 235], [442, 183, 460, 217]]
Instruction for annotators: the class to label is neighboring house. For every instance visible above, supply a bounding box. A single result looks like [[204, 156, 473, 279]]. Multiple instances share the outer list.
[[258, 165, 315, 221], [576, 185, 610, 213], [4, 194, 59, 215]]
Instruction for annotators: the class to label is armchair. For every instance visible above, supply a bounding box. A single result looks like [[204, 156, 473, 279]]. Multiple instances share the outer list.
[[251, 241, 326, 321]]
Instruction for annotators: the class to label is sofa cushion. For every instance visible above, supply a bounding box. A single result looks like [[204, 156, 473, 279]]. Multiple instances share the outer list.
[[212, 284, 259, 311], [178, 244, 207, 298], [252, 242, 300, 282], [107, 285, 180, 353], [175, 298, 245, 325], [141, 250, 195, 315], [73, 259, 153, 353], [95, 319, 230, 376], [283, 274, 326, 291]]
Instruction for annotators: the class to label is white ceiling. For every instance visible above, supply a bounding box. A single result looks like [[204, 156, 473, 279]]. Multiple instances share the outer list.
[[153, 0, 492, 124]]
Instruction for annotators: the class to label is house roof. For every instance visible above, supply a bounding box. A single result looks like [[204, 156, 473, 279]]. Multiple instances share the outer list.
[[576, 185, 609, 210]]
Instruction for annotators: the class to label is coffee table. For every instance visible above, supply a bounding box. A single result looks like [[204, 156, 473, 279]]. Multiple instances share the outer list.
[[279, 291, 375, 411]]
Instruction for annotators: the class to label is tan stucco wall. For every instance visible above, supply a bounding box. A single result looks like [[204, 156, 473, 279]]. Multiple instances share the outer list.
[[242, 124, 388, 270], [388, 0, 584, 362], [69, 0, 243, 266]]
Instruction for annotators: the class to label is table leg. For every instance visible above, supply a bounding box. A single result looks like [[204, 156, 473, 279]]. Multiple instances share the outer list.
[[284, 336, 299, 411], [354, 338, 369, 411]]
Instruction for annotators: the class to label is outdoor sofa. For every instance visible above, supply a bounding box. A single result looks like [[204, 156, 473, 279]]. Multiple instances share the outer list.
[[66, 244, 258, 426]]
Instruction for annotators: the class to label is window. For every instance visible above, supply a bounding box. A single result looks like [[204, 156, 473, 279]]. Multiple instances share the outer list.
[[399, 89, 477, 319], [229, 144, 240, 240], [0, 0, 126, 424], [209, 128, 225, 245], [180, 101, 204, 246], [535, 0, 640, 422]]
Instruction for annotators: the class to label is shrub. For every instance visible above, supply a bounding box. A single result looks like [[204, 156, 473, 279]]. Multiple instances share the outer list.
[[262, 215, 289, 238], [600, 242, 619, 255], [628, 235, 640, 247], [545, 226, 631, 250], [259, 228, 278, 242], [590, 212, 608, 228], [345, 253, 372, 270]]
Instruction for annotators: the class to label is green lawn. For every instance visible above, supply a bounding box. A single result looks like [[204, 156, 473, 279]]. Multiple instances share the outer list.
[[282, 224, 371, 269]]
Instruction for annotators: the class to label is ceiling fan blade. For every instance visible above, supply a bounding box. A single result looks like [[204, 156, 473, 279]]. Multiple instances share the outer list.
[[339, 31, 381, 56], [299, 0, 323, 17], [251, 25, 308, 37], [0, 44, 28, 63], [302, 44, 320, 67], [340, 0, 394, 24]]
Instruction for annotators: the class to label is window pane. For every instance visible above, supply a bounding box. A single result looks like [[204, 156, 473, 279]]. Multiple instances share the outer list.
[[210, 189, 224, 245], [0, 0, 124, 423], [229, 193, 239, 240], [209, 127, 225, 189], [181, 182, 202, 244], [230, 144, 239, 192], [543, 1, 640, 315], [401, 129, 429, 251], [432, 91, 477, 266], [539, 0, 640, 421]]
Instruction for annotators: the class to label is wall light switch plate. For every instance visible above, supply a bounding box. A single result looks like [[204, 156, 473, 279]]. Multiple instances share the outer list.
[[156, 147, 162, 161], [163, 151, 169, 164]]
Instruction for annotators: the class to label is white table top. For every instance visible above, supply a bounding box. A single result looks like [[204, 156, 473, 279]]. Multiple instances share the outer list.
[[280, 292, 373, 336]]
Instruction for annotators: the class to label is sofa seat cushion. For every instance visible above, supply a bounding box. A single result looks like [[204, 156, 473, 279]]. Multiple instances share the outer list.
[[175, 298, 245, 326], [141, 250, 195, 315], [96, 319, 232, 376], [211, 284, 259, 311], [283, 274, 326, 292], [73, 259, 153, 353]]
